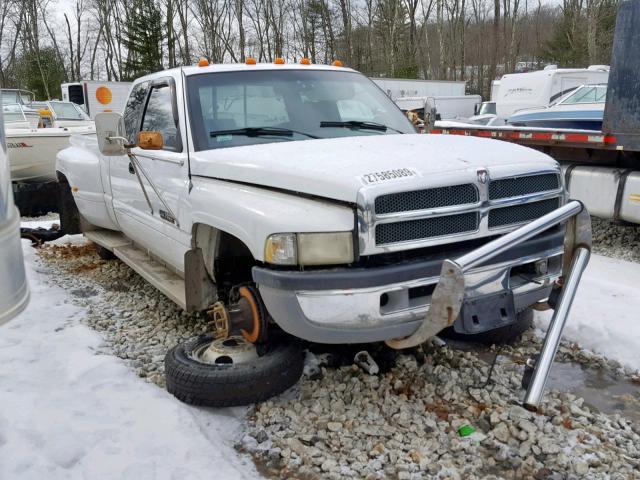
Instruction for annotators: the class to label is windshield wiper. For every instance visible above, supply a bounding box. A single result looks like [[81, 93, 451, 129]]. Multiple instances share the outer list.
[[319, 120, 404, 134], [209, 126, 320, 139]]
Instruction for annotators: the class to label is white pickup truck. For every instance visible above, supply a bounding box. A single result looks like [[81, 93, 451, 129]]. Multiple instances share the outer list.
[[56, 61, 584, 407]]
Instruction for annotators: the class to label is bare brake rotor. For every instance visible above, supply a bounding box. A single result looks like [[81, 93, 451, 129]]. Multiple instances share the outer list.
[[191, 336, 259, 365], [206, 285, 269, 344]]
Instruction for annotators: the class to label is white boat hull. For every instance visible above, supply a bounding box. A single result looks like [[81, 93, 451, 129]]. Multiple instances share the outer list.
[[6, 127, 95, 183]]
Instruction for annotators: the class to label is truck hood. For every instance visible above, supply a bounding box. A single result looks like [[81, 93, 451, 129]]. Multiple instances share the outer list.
[[190, 134, 559, 203]]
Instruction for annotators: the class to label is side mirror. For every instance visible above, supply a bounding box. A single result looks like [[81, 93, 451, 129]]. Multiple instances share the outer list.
[[474, 103, 480, 115], [96, 112, 127, 156], [137, 131, 163, 150]]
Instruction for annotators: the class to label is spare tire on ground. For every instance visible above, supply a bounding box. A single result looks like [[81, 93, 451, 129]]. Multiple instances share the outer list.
[[164, 334, 304, 407]]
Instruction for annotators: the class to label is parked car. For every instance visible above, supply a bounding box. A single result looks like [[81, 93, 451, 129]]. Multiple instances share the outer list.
[[0, 107, 29, 325], [56, 60, 580, 407]]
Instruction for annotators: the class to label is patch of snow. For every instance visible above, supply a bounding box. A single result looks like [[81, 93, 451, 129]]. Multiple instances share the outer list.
[[20, 212, 59, 224], [20, 219, 60, 230], [535, 253, 640, 371], [48, 233, 89, 246], [0, 241, 261, 479]]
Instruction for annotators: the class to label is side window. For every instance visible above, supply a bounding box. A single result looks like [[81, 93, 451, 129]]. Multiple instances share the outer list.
[[123, 82, 149, 144], [141, 84, 181, 151]]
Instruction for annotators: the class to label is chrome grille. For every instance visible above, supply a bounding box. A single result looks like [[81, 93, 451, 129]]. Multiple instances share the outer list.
[[376, 212, 479, 245], [375, 184, 478, 214], [489, 173, 560, 200], [488, 198, 560, 229]]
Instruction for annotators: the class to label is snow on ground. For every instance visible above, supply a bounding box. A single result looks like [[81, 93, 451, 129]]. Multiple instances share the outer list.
[[19, 212, 60, 231], [535, 253, 640, 371], [3, 214, 640, 479], [0, 241, 262, 480]]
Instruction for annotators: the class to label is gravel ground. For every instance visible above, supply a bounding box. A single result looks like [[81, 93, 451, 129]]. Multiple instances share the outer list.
[[591, 217, 640, 263], [241, 341, 640, 480], [37, 242, 211, 387], [35, 237, 640, 480]]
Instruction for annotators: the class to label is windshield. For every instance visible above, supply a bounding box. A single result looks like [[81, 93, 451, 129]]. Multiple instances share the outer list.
[[478, 102, 496, 115], [558, 85, 607, 105], [49, 101, 90, 120], [2, 104, 25, 123], [1, 90, 32, 106], [187, 69, 415, 151]]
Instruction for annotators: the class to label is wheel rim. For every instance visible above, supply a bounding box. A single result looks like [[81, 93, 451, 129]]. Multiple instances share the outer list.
[[191, 335, 259, 365]]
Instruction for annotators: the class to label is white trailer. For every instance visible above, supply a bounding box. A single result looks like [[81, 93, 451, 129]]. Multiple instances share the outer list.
[[370, 77, 465, 101], [490, 80, 501, 101], [61, 81, 132, 119], [395, 95, 482, 121]]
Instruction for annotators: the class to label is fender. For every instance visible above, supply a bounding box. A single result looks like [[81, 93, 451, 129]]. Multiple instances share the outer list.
[[188, 176, 355, 262], [56, 136, 119, 231]]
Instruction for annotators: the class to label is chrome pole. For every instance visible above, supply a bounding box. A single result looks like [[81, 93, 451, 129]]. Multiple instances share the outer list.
[[523, 246, 591, 411], [455, 201, 583, 272]]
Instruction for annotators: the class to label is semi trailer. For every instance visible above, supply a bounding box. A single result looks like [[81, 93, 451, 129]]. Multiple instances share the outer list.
[[431, 0, 640, 226]]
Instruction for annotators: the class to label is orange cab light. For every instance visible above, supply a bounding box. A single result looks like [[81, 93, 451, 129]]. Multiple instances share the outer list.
[[332, 60, 343, 67], [300, 58, 311, 65], [246, 57, 257, 65], [274, 57, 285, 65], [198, 57, 209, 67]]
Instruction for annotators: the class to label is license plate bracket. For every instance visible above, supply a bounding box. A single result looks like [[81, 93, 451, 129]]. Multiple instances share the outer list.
[[456, 290, 516, 334]]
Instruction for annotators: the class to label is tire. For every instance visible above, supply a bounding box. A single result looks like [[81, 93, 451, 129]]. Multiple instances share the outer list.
[[57, 178, 82, 235], [94, 244, 117, 260], [440, 308, 534, 345], [165, 334, 304, 407]]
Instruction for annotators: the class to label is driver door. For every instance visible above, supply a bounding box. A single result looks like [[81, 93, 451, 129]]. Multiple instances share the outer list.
[[108, 81, 157, 248], [108, 78, 189, 270]]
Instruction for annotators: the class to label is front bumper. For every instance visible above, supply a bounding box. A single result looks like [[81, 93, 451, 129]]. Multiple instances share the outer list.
[[253, 229, 563, 343]]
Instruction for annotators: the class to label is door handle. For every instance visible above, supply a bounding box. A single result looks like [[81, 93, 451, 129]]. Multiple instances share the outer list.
[[128, 162, 135, 175]]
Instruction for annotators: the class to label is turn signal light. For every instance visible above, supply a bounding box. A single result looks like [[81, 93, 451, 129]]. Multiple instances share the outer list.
[[332, 60, 343, 67], [246, 57, 257, 65], [274, 57, 285, 65], [300, 58, 311, 65]]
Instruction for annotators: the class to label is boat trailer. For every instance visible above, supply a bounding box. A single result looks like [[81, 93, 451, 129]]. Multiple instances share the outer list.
[[386, 200, 592, 410]]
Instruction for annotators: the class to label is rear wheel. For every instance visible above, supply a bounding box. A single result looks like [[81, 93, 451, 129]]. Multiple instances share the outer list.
[[57, 176, 82, 235], [440, 308, 534, 345], [94, 244, 117, 260], [165, 334, 304, 407]]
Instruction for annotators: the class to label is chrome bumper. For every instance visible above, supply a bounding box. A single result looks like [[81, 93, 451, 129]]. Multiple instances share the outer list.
[[254, 230, 564, 344], [383, 199, 591, 411]]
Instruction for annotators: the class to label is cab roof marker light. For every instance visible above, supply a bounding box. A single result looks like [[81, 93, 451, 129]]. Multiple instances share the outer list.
[[332, 60, 343, 67], [198, 57, 209, 67], [300, 58, 311, 65], [274, 57, 285, 65], [246, 57, 257, 65]]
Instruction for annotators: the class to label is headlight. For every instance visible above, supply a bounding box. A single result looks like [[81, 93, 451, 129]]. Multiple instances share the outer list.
[[265, 232, 354, 266]]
